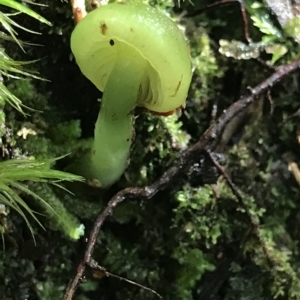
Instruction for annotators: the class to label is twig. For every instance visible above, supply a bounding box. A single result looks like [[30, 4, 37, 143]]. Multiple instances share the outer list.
[[62, 59, 300, 300], [88, 259, 162, 298], [206, 150, 275, 267], [186, 0, 276, 71], [280, 107, 300, 125], [287, 161, 300, 185], [239, 0, 251, 43], [70, 0, 87, 23], [256, 58, 277, 72], [266, 89, 274, 114], [185, 0, 250, 42], [186, 0, 239, 17], [282, 152, 300, 185]]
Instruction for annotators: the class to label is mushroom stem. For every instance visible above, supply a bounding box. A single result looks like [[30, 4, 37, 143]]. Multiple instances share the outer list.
[[82, 46, 146, 187], [70, 1, 192, 188]]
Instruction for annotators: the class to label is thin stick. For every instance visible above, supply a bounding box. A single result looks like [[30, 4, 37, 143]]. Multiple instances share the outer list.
[[186, 0, 276, 71], [70, 0, 87, 23], [186, 0, 240, 17], [239, 0, 251, 43], [106, 272, 162, 298], [88, 259, 162, 298], [207, 150, 279, 267]]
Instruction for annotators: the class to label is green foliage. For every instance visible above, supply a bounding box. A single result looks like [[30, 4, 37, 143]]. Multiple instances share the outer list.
[[28, 182, 85, 240], [218, 1, 298, 64], [0, 157, 83, 239], [248, 2, 282, 39], [172, 247, 214, 300], [0, 0, 50, 114], [0, 1, 84, 240], [190, 31, 224, 105], [0, 0, 51, 26], [2, 0, 300, 299], [125, 113, 185, 186], [284, 16, 300, 39], [173, 186, 231, 245]]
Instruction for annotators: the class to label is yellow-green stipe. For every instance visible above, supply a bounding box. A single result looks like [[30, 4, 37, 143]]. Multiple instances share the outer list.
[[91, 46, 146, 186], [71, 1, 192, 187]]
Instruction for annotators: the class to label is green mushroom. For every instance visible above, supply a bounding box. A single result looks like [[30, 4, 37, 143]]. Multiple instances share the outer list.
[[70, 0, 192, 188]]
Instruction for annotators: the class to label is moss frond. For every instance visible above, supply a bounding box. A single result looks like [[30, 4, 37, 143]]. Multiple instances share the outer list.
[[0, 157, 84, 239], [0, 0, 51, 114]]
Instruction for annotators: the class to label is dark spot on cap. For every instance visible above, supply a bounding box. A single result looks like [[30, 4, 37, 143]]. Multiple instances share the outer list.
[[109, 39, 115, 46], [100, 22, 107, 35]]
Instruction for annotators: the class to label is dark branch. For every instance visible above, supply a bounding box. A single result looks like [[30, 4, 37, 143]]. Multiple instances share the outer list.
[[186, 0, 243, 18], [62, 53, 300, 299]]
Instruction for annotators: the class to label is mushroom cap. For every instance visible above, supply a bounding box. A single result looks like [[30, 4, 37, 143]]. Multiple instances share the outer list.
[[71, 1, 192, 113]]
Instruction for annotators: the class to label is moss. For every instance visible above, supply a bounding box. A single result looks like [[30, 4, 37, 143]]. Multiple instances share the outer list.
[[1, 0, 300, 299]]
